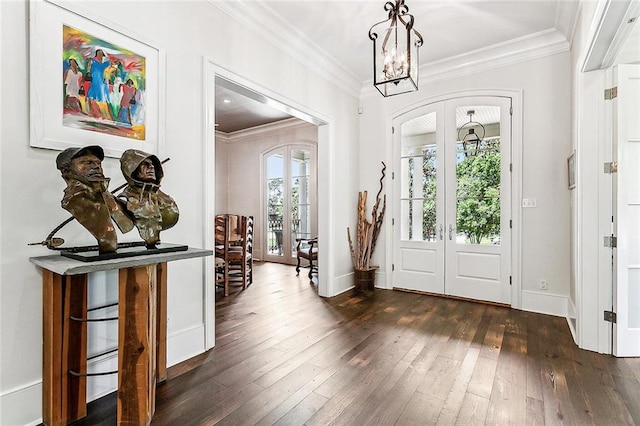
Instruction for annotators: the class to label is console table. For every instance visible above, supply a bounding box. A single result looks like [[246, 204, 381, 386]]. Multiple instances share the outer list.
[[30, 247, 212, 426]]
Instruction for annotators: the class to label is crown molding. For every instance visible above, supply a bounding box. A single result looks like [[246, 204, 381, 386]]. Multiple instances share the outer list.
[[209, 1, 574, 102], [208, 0, 362, 99], [216, 117, 312, 140], [555, 0, 582, 47], [360, 28, 571, 99]]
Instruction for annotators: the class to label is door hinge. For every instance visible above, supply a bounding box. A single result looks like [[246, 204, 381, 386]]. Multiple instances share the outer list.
[[509, 106, 513, 115], [392, 264, 395, 271], [392, 126, 395, 134], [604, 235, 617, 248], [510, 219, 512, 229], [604, 310, 617, 323], [604, 87, 618, 100], [509, 163, 513, 172], [392, 218, 395, 226], [392, 172, 395, 180], [604, 162, 618, 173], [509, 276, 512, 285]]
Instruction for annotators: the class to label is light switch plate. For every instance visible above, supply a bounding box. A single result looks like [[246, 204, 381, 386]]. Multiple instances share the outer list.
[[522, 198, 537, 208]]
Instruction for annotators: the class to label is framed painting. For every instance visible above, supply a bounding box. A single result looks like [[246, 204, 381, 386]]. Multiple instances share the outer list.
[[567, 151, 576, 190], [29, 0, 165, 158]]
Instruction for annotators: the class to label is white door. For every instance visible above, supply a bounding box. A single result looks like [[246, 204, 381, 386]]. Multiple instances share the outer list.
[[393, 103, 445, 294], [444, 97, 511, 304], [264, 145, 317, 265], [393, 97, 511, 305], [613, 64, 640, 357]]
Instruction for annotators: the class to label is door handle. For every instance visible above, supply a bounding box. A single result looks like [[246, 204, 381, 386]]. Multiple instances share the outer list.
[[439, 224, 443, 240], [449, 224, 453, 240]]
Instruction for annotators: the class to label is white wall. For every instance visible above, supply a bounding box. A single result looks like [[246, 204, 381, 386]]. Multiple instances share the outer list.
[[0, 1, 359, 424], [215, 132, 230, 214], [359, 52, 572, 311], [216, 119, 318, 260]]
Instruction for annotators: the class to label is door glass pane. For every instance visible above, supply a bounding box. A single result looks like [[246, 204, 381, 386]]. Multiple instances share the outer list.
[[455, 106, 501, 245], [266, 151, 284, 256], [291, 149, 311, 257], [400, 112, 437, 241]]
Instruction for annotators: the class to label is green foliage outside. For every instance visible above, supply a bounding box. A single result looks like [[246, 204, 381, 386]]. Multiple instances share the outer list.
[[267, 178, 284, 218], [407, 140, 500, 244], [422, 148, 437, 240], [267, 177, 301, 221], [455, 140, 501, 244]]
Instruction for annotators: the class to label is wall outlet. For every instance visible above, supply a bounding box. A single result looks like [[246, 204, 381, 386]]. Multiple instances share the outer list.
[[539, 279, 548, 290], [522, 198, 537, 208]]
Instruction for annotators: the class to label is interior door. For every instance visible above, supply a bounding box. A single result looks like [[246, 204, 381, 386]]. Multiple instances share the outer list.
[[613, 64, 640, 357], [393, 96, 511, 305], [264, 145, 316, 265]]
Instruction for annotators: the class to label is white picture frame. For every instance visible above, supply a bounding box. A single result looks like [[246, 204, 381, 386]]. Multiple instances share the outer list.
[[29, 0, 166, 158]]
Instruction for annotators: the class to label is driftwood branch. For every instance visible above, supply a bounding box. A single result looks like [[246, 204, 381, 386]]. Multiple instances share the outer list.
[[347, 162, 387, 270]]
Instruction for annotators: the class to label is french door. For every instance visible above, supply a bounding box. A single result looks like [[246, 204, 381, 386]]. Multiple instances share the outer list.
[[264, 144, 317, 264], [392, 96, 512, 304]]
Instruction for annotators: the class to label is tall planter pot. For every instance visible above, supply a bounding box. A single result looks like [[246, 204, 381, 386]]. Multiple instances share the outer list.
[[354, 268, 376, 291]]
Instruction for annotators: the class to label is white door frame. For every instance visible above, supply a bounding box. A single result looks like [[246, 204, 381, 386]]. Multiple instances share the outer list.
[[385, 89, 523, 308], [203, 59, 333, 349]]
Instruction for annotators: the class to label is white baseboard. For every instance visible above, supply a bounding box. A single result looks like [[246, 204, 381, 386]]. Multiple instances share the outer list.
[[374, 270, 388, 289], [331, 272, 355, 295], [167, 324, 206, 366], [0, 325, 207, 426], [566, 298, 578, 343], [330, 270, 389, 296], [521, 290, 568, 317], [0, 380, 43, 426]]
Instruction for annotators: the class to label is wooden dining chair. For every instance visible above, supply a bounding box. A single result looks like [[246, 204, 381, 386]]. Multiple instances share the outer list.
[[214, 215, 230, 296], [226, 215, 248, 292], [244, 216, 254, 285], [216, 214, 254, 295]]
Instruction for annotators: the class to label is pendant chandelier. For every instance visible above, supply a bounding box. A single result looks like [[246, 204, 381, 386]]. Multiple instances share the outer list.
[[458, 110, 486, 157], [368, 0, 423, 97]]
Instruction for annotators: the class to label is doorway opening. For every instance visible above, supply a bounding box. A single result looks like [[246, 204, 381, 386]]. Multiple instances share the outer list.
[[204, 62, 332, 348]]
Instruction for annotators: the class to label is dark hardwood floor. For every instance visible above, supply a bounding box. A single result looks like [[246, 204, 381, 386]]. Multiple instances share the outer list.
[[74, 262, 640, 425]]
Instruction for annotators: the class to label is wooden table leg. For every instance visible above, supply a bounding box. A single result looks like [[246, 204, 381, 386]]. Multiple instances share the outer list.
[[62, 275, 88, 422], [42, 270, 64, 426], [156, 262, 167, 383], [42, 271, 87, 426], [118, 265, 157, 426]]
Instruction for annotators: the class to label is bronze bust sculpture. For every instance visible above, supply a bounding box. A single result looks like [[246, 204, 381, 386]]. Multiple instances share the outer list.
[[118, 149, 179, 247], [56, 145, 133, 253]]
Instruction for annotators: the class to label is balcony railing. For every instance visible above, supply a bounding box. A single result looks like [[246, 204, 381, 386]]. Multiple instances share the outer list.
[[267, 217, 309, 255]]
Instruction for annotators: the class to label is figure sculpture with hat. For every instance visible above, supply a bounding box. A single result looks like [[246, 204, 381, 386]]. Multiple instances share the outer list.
[[118, 149, 179, 248], [56, 145, 133, 253]]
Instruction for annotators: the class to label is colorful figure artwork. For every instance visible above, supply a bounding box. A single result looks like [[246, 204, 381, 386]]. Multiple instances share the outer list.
[[62, 25, 146, 140]]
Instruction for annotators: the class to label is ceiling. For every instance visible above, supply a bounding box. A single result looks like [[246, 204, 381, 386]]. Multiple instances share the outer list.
[[214, 0, 582, 134], [215, 82, 293, 133]]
